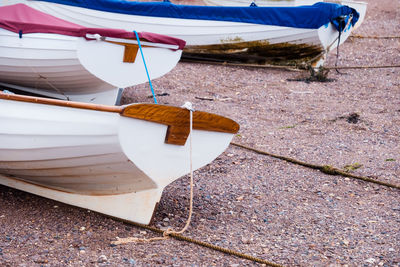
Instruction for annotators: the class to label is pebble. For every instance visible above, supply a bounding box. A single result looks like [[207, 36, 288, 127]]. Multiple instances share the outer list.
[[365, 258, 376, 264], [98, 255, 108, 263]]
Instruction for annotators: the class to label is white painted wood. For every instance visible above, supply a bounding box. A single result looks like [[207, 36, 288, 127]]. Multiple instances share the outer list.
[[0, 174, 163, 224], [0, 27, 182, 104], [0, 97, 235, 224]]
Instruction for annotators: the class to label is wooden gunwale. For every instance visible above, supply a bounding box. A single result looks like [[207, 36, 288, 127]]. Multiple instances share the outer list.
[[122, 104, 240, 145], [0, 92, 239, 145], [0, 91, 122, 113]]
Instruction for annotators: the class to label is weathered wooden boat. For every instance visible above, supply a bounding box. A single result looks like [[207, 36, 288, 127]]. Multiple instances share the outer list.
[[203, 0, 367, 30], [0, 90, 239, 224], [0, 4, 185, 105], [1, 1, 359, 67]]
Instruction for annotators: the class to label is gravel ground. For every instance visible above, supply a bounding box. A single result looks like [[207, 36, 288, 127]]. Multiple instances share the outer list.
[[1, 0, 399, 266]]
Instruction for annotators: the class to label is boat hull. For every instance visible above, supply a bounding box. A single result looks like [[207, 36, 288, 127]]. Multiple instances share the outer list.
[[2, 1, 355, 67], [0, 27, 182, 104], [0, 95, 237, 223]]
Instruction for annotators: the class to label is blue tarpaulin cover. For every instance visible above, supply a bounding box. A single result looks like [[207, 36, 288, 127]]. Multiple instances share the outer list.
[[34, 0, 359, 30]]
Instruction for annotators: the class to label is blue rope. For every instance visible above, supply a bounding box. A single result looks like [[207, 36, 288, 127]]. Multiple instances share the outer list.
[[134, 30, 157, 104]]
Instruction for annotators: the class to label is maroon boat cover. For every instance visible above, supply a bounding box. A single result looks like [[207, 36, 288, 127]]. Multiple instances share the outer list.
[[0, 4, 185, 50]]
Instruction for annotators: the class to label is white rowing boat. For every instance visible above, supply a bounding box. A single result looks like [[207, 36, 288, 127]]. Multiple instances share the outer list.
[[0, 1, 359, 67], [0, 4, 185, 104], [0, 91, 239, 224]]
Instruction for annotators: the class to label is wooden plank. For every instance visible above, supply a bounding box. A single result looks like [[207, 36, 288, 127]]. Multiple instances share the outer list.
[[122, 104, 240, 145], [0, 92, 122, 113], [106, 41, 142, 63], [123, 45, 139, 63]]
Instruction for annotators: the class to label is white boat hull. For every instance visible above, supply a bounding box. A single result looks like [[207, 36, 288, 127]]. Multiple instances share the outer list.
[[0, 94, 238, 224], [1, 0, 355, 67], [0, 27, 182, 104]]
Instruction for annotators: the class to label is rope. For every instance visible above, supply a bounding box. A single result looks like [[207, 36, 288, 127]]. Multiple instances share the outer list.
[[325, 65, 400, 70], [111, 220, 285, 267], [113, 103, 195, 239], [134, 31, 157, 104], [167, 102, 195, 235], [231, 142, 400, 190], [181, 59, 400, 71], [334, 14, 353, 74], [29, 64, 69, 101], [351, 34, 400, 39], [111, 106, 285, 266], [180, 60, 302, 72], [334, 29, 342, 74]]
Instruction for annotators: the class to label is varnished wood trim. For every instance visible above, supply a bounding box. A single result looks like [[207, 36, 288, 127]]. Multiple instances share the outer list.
[[106, 40, 141, 63], [123, 45, 139, 63], [0, 92, 122, 113], [122, 104, 239, 145]]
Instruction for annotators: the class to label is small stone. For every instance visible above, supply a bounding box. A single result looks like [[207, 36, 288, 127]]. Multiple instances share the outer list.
[[98, 255, 108, 263], [139, 231, 147, 235], [236, 195, 244, 201], [241, 237, 252, 244], [80, 226, 86, 231], [163, 217, 169, 222], [365, 258, 376, 264]]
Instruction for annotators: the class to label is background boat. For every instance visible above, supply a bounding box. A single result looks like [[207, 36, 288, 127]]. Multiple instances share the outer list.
[[0, 4, 185, 104], [0, 1, 359, 67], [0, 91, 239, 224]]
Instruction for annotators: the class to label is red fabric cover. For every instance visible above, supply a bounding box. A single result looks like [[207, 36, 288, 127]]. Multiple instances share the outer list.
[[0, 4, 185, 50]]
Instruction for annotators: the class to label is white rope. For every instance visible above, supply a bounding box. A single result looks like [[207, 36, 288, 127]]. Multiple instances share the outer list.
[[113, 102, 195, 244], [174, 101, 195, 234]]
